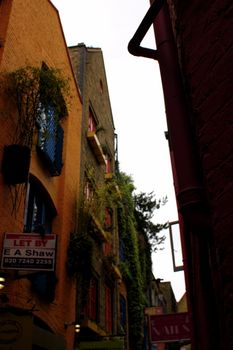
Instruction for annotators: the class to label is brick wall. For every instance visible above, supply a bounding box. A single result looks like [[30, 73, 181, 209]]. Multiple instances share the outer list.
[[69, 44, 120, 336], [170, 1, 233, 348]]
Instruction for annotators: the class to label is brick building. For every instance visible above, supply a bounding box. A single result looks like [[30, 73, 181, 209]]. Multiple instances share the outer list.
[[68, 44, 127, 350], [0, 0, 82, 349], [129, 0, 233, 349]]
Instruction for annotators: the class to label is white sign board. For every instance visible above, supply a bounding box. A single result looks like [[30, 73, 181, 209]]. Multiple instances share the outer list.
[[1, 233, 56, 271]]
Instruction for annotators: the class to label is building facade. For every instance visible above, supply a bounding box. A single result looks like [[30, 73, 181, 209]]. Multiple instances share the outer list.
[[69, 44, 127, 350], [163, 1, 233, 349], [129, 0, 233, 349], [0, 1, 82, 349]]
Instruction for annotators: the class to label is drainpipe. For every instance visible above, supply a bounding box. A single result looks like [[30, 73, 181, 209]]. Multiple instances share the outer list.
[[128, 1, 221, 349], [128, 1, 213, 348], [128, 0, 210, 229]]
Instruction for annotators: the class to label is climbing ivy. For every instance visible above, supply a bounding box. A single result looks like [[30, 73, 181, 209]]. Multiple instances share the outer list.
[[67, 170, 167, 348], [115, 172, 145, 350], [116, 172, 167, 350]]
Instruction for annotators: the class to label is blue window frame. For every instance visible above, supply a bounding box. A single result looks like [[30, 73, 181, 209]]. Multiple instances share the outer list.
[[24, 179, 57, 303], [24, 179, 56, 234], [37, 104, 64, 176]]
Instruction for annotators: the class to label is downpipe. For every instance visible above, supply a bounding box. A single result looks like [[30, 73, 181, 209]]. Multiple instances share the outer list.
[[128, 0, 210, 231], [128, 1, 215, 349]]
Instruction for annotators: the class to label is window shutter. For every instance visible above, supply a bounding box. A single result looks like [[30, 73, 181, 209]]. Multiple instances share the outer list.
[[44, 107, 56, 165], [105, 285, 113, 333], [53, 124, 64, 175], [37, 106, 64, 176]]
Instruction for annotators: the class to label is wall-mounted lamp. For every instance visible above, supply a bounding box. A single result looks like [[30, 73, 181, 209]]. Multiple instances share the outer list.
[[64, 321, 80, 333], [0, 276, 6, 290]]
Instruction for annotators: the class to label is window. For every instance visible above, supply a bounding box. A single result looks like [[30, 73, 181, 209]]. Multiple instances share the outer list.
[[105, 154, 111, 174], [37, 103, 64, 176], [88, 108, 97, 132], [24, 179, 56, 234], [30, 271, 57, 303], [99, 79, 103, 94], [104, 207, 113, 230], [24, 179, 57, 303], [120, 295, 127, 331], [103, 241, 112, 256], [84, 178, 94, 201], [105, 284, 113, 333], [85, 276, 99, 322]]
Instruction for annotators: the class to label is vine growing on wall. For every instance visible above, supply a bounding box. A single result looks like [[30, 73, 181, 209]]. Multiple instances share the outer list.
[[66, 177, 122, 318], [66, 169, 167, 346], [116, 172, 145, 350], [116, 172, 167, 350]]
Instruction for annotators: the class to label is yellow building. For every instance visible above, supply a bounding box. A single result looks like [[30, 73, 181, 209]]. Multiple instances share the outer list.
[[0, 1, 82, 349]]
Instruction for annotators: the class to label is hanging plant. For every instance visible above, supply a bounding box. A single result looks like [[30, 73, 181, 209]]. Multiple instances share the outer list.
[[0, 65, 71, 216], [3, 65, 70, 149], [67, 231, 93, 277]]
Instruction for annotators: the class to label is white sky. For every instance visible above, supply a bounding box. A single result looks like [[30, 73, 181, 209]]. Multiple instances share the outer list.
[[51, 0, 185, 301]]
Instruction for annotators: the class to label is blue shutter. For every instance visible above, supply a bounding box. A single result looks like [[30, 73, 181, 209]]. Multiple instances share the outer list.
[[44, 107, 56, 164], [37, 106, 64, 176], [53, 124, 64, 176]]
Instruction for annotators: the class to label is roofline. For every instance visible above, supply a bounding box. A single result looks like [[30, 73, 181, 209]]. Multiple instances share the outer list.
[[47, 0, 83, 104]]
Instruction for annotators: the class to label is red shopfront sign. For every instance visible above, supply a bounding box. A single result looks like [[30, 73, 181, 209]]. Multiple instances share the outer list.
[[149, 312, 190, 343]]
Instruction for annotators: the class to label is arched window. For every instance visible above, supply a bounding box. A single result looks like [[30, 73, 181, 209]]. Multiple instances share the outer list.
[[24, 177, 56, 234]]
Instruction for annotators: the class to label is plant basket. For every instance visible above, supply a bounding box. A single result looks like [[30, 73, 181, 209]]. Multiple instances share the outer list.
[[1, 144, 31, 184]]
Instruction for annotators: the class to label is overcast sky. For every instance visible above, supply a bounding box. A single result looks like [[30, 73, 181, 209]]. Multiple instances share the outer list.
[[51, 0, 185, 300]]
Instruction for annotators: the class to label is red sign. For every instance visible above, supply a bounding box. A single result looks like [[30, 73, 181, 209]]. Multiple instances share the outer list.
[[150, 312, 190, 343], [1, 233, 57, 271]]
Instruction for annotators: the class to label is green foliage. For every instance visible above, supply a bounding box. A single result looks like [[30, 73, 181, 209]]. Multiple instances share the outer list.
[[67, 170, 167, 348], [138, 230, 153, 293], [134, 191, 168, 251], [115, 172, 145, 350], [3, 65, 70, 147], [66, 231, 93, 277], [94, 178, 122, 215], [116, 173, 168, 349]]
